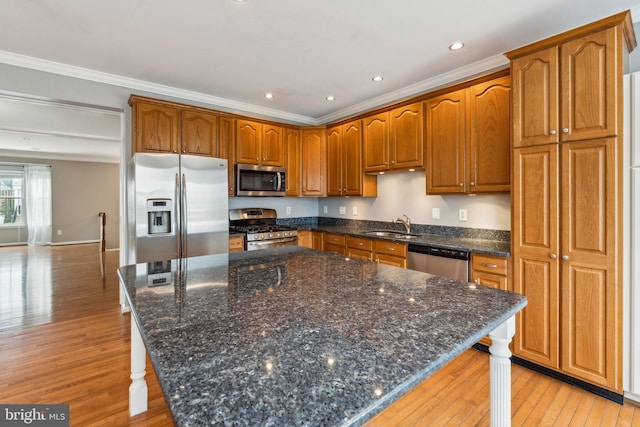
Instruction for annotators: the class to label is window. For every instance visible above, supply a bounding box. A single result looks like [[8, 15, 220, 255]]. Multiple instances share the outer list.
[[0, 168, 24, 226]]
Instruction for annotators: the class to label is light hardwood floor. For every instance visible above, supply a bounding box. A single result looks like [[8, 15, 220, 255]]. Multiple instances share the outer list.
[[0, 244, 638, 426]]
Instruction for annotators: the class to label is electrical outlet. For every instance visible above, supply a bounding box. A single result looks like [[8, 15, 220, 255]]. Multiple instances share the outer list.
[[352, 206, 358, 215], [286, 206, 291, 215], [339, 206, 346, 215], [57, 229, 62, 236], [432, 208, 440, 219], [323, 205, 328, 214], [458, 209, 468, 222]]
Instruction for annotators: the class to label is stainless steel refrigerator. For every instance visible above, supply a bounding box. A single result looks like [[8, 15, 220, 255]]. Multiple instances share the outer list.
[[131, 153, 229, 263]]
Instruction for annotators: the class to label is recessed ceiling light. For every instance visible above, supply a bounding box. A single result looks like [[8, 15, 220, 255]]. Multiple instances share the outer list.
[[265, 93, 274, 99], [326, 96, 335, 101], [233, 0, 246, 2], [372, 75, 384, 82], [449, 42, 464, 51]]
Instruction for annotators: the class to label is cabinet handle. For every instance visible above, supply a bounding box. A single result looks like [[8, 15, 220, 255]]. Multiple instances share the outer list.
[[386, 247, 395, 251], [562, 255, 569, 260], [357, 242, 363, 246], [481, 263, 498, 269], [562, 128, 569, 134], [550, 254, 557, 259], [550, 130, 557, 135]]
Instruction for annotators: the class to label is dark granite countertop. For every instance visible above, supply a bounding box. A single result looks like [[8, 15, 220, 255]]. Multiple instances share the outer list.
[[119, 246, 526, 426], [296, 224, 511, 257]]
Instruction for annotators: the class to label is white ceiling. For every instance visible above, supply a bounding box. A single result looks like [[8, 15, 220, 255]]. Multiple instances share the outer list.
[[0, 0, 639, 162]]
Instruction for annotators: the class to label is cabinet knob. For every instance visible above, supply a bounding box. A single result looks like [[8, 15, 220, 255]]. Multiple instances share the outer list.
[[459, 183, 464, 187], [256, 157, 260, 160], [550, 254, 557, 259], [391, 161, 395, 165], [475, 278, 480, 284], [562, 128, 569, 134], [550, 130, 557, 135], [384, 162, 388, 165], [470, 182, 475, 186], [562, 255, 569, 260]]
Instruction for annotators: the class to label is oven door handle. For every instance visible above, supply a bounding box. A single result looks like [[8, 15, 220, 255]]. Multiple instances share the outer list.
[[249, 237, 298, 246]]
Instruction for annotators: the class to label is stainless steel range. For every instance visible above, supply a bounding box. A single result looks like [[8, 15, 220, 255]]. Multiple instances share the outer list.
[[229, 208, 298, 251]]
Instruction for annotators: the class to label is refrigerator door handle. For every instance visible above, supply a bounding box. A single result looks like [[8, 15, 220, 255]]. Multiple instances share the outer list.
[[175, 173, 181, 258], [182, 173, 188, 258]]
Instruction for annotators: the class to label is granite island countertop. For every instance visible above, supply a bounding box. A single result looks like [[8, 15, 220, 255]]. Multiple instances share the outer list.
[[297, 224, 511, 257], [119, 246, 526, 426]]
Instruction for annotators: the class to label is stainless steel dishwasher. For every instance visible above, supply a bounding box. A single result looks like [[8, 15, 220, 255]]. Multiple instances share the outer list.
[[407, 244, 470, 281]]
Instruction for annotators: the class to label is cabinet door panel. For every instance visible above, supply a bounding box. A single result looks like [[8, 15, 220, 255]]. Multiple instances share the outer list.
[[343, 121, 363, 195], [561, 263, 618, 389], [426, 91, 466, 193], [236, 120, 261, 164], [390, 102, 423, 169], [326, 126, 343, 196], [218, 117, 235, 196], [561, 28, 617, 141], [511, 47, 559, 147], [467, 76, 511, 192], [262, 124, 284, 166], [285, 128, 301, 196], [363, 112, 389, 172], [181, 110, 217, 156], [512, 255, 560, 368], [301, 128, 326, 196], [135, 102, 179, 153]]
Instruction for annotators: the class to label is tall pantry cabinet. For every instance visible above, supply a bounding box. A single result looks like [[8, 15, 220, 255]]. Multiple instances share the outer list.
[[508, 11, 636, 393]]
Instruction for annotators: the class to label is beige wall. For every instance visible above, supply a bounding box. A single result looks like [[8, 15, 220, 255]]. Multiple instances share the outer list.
[[0, 157, 119, 250]]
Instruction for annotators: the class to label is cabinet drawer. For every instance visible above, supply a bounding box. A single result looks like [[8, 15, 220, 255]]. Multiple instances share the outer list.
[[347, 247, 373, 261], [374, 240, 407, 257], [229, 236, 244, 252], [471, 254, 507, 276], [324, 233, 346, 246], [324, 243, 346, 256], [346, 236, 373, 251]]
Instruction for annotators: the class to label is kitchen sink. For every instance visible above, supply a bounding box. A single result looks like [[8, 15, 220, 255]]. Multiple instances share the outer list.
[[362, 230, 419, 240]]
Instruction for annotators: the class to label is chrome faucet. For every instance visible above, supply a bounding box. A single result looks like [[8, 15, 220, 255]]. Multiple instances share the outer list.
[[394, 214, 411, 234]]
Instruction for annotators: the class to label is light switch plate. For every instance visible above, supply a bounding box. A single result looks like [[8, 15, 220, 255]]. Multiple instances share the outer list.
[[323, 205, 328, 214], [458, 209, 468, 221], [339, 206, 346, 215], [352, 206, 358, 215], [432, 208, 440, 219], [286, 206, 291, 215]]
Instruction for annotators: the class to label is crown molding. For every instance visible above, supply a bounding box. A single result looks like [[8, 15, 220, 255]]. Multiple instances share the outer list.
[[0, 50, 318, 126], [317, 54, 509, 124], [0, 148, 119, 164]]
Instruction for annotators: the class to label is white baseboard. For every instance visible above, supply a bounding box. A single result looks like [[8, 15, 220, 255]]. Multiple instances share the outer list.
[[625, 391, 640, 404], [51, 239, 100, 246]]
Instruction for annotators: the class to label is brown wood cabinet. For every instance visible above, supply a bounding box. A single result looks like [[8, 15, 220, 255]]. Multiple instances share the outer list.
[[218, 117, 235, 196], [300, 127, 327, 196], [511, 27, 621, 148], [374, 240, 407, 268], [323, 233, 346, 255], [471, 253, 509, 346], [132, 100, 179, 154], [312, 231, 323, 250], [181, 110, 217, 156], [285, 128, 301, 196], [327, 121, 377, 197], [508, 11, 635, 393], [363, 102, 424, 173], [229, 235, 244, 252], [297, 230, 312, 248], [236, 120, 284, 167], [346, 236, 374, 261], [425, 75, 510, 194]]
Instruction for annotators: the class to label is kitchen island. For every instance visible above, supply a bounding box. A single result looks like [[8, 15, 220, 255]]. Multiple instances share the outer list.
[[118, 246, 526, 426]]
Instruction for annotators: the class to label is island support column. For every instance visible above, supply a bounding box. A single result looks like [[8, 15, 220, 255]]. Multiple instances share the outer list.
[[130, 316, 148, 416], [488, 315, 516, 427]]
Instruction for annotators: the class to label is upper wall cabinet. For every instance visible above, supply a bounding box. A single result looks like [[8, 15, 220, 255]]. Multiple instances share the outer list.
[[219, 117, 235, 196], [511, 24, 625, 147], [285, 128, 301, 196], [363, 102, 424, 173], [130, 95, 218, 157], [235, 120, 285, 167], [425, 75, 511, 194], [300, 127, 327, 197], [327, 120, 377, 197]]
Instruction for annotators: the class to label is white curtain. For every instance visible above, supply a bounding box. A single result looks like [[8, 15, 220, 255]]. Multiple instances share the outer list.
[[24, 165, 52, 246]]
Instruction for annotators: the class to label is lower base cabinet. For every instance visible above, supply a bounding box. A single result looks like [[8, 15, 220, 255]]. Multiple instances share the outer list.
[[229, 236, 244, 252], [471, 254, 509, 346]]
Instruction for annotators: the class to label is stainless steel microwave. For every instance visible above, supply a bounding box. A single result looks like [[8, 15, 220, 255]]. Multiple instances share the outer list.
[[235, 164, 286, 196]]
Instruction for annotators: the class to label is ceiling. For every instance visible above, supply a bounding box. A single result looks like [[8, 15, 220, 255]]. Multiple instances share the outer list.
[[0, 0, 640, 162]]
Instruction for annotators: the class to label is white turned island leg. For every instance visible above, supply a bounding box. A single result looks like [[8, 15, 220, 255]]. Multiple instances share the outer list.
[[488, 315, 516, 427], [130, 315, 148, 416]]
